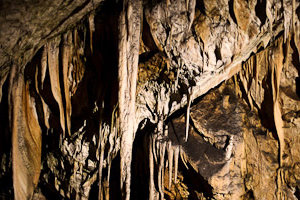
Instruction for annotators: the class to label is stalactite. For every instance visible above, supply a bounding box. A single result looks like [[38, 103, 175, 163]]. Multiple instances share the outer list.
[[149, 135, 157, 200], [186, 0, 196, 30], [93, 103, 120, 200], [152, 133, 158, 163], [106, 105, 119, 189], [0, 0, 296, 199], [82, 173, 98, 198], [118, 0, 142, 199], [47, 37, 66, 136], [9, 64, 42, 200], [180, 148, 189, 169], [167, 141, 173, 189], [255, 55, 259, 102], [148, 117, 165, 200], [240, 59, 255, 109], [71, 27, 86, 95], [162, 126, 169, 197], [240, 37, 285, 172], [271, 38, 284, 166], [294, 13, 300, 58], [40, 45, 48, 89], [247, 58, 254, 110], [283, 0, 293, 42], [174, 59, 182, 91], [34, 62, 50, 129], [239, 66, 249, 102], [89, 13, 95, 54], [157, 124, 167, 200], [185, 89, 193, 142], [292, 0, 296, 33], [0, 70, 8, 103], [272, 37, 286, 200], [174, 146, 179, 184], [158, 140, 166, 200], [233, 73, 242, 98], [266, 0, 274, 32], [238, 37, 286, 198], [62, 32, 73, 136], [98, 124, 110, 200]]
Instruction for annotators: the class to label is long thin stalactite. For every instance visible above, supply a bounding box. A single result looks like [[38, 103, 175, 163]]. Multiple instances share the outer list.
[[118, 0, 142, 199]]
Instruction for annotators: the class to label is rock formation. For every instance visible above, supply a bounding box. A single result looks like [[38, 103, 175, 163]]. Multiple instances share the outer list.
[[0, 0, 300, 199]]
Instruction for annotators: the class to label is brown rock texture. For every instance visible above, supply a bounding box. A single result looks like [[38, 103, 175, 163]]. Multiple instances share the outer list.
[[0, 0, 299, 200]]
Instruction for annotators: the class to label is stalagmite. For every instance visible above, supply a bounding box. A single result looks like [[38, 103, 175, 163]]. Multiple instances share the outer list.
[[47, 37, 66, 136], [62, 32, 73, 136], [9, 64, 42, 200], [118, 0, 142, 199]]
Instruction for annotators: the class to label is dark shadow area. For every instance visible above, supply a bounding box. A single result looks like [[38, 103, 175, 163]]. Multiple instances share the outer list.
[[296, 77, 300, 98], [234, 60, 276, 133], [243, 190, 255, 200], [141, 11, 159, 57], [108, 153, 121, 200], [214, 46, 222, 61], [296, 5, 300, 21], [168, 117, 226, 179], [39, 1, 121, 199], [295, 186, 300, 199], [256, 74, 276, 132], [131, 120, 156, 200], [39, 181, 65, 200], [0, 78, 13, 200], [25, 48, 71, 200], [290, 36, 300, 99], [229, 0, 237, 24], [255, 0, 267, 26], [179, 160, 214, 199], [196, 0, 206, 15], [88, 152, 122, 200]]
